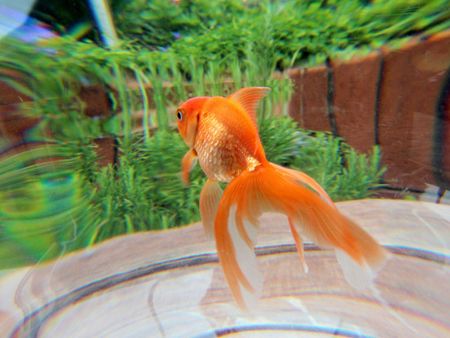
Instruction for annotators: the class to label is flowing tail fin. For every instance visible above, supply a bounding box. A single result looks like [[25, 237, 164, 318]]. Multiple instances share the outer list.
[[214, 162, 386, 308]]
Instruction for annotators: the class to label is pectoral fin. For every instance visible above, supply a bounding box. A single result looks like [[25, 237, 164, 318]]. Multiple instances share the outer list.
[[181, 149, 197, 185]]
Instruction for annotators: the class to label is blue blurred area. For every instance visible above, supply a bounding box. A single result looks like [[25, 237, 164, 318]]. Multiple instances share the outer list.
[[0, 0, 63, 45], [9, 16, 57, 42]]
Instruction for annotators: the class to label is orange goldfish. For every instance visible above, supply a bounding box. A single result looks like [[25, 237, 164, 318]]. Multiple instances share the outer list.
[[176, 87, 386, 308]]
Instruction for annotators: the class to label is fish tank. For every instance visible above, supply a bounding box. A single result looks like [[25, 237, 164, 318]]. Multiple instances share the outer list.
[[0, 1, 449, 337]]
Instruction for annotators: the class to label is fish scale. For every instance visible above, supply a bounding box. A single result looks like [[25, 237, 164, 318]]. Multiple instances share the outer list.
[[195, 112, 258, 182]]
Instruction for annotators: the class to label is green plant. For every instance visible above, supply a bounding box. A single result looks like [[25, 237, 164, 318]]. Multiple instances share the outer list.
[[0, 32, 292, 147], [260, 117, 386, 201], [0, 144, 100, 269], [292, 133, 386, 201], [4, 0, 438, 270], [90, 131, 206, 243], [3, 0, 446, 150], [0, 117, 385, 269], [115, 0, 247, 49], [5, 0, 446, 151], [0, 37, 129, 141], [115, 0, 450, 70], [78, 116, 385, 243]]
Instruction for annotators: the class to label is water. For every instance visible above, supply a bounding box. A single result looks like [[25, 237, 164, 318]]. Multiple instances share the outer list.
[[1, 1, 449, 337]]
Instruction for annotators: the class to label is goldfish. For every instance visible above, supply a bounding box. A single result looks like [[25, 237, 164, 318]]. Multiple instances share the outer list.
[[176, 87, 386, 309]]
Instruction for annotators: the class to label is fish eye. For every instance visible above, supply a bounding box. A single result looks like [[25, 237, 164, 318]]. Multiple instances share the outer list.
[[177, 110, 183, 121]]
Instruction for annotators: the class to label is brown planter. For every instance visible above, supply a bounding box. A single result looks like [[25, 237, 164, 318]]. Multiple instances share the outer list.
[[288, 66, 331, 132], [288, 31, 450, 192], [0, 69, 31, 105], [443, 88, 450, 180], [0, 70, 38, 143], [93, 137, 117, 167], [434, 70, 450, 190], [0, 141, 61, 165], [0, 72, 113, 144], [0, 108, 40, 142], [331, 52, 382, 153], [79, 85, 111, 118], [0, 75, 116, 167]]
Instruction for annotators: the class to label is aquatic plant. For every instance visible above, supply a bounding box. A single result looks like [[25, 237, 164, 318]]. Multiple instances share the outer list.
[[0, 32, 291, 147], [2, 0, 447, 149], [0, 30, 291, 263], [0, 144, 100, 268], [260, 117, 386, 201], [115, 0, 450, 69], [0, 116, 384, 268], [2, 0, 435, 270], [91, 131, 205, 241], [114, 0, 247, 50], [0, 36, 134, 141]]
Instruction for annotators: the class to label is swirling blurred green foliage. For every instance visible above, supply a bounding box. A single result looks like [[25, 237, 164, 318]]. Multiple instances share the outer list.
[[0, 118, 384, 269], [116, 0, 450, 69]]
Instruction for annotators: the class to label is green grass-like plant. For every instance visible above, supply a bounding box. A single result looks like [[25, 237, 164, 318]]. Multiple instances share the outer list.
[[0, 144, 101, 268], [0, 34, 292, 146], [0, 117, 385, 269], [2, 0, 439, 270], [260, 117, 386, 201], [116, 0, 450, 69]]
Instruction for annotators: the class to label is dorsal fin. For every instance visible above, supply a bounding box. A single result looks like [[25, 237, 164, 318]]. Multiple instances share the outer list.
[[228, 87, 270, 125]]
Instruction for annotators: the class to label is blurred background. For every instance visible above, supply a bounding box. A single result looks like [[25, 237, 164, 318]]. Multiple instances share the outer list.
[[0, 0, 449, 269]]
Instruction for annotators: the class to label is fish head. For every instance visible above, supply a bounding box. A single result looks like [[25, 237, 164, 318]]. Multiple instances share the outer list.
[[176, 96, 208, 148]]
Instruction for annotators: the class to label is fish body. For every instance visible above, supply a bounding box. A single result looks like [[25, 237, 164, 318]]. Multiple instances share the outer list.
[[176, 87, 386, 308], [177, 91, 267, 182]]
